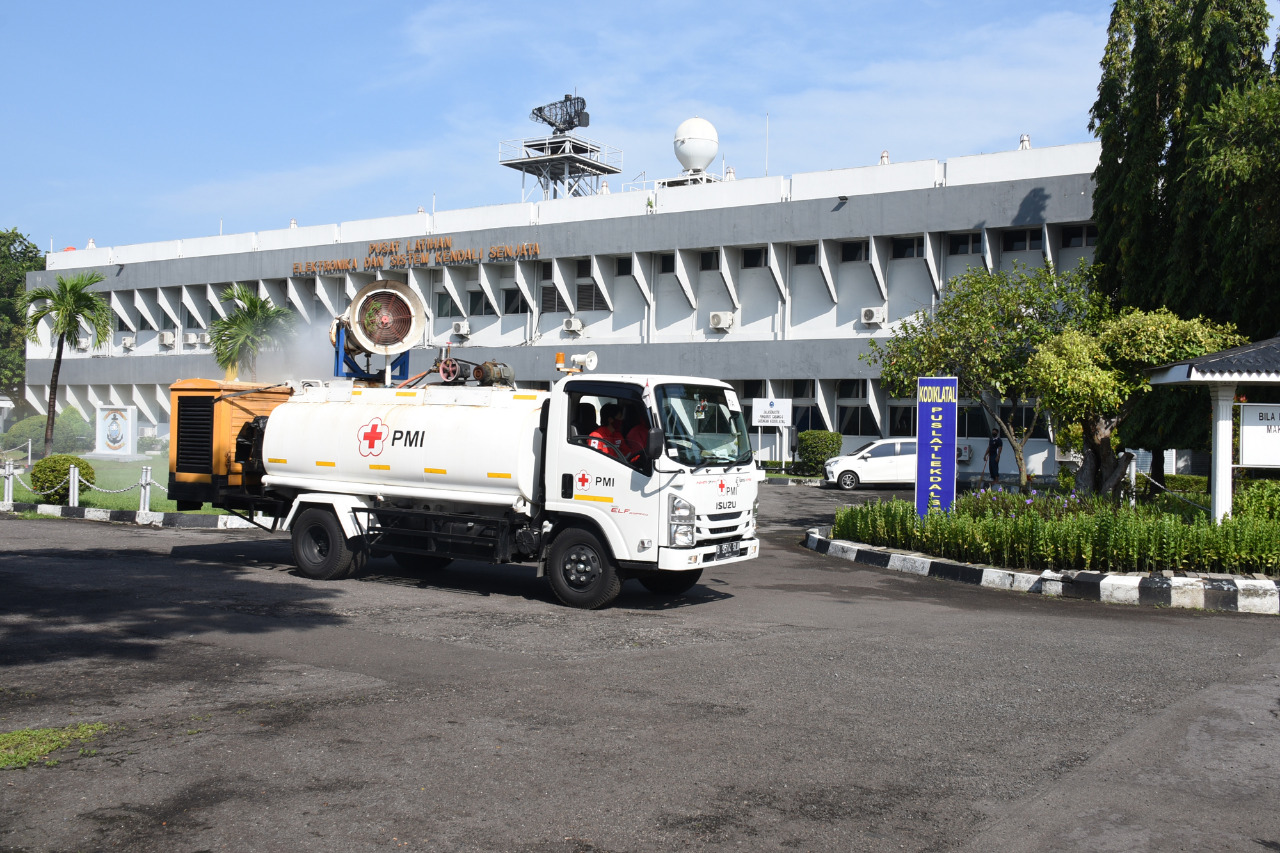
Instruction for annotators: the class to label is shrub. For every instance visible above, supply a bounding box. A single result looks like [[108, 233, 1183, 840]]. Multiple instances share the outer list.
[[1235, 479, 1280, 520], [29, 455, 96, 504], [3, 411, 94, 455], [796, 430, 843, 476], [138, 435, 169, 453], [1164, 474, 1207, 494]]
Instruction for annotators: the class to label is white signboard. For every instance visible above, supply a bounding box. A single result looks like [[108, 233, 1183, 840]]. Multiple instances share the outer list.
[[95, 405, 138, 456], [751, 398, 792, 427], [1240, 404, 1280, 467]]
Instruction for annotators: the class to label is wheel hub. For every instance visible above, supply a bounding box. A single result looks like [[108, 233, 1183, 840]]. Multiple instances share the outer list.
[[562, 545, 600, 588]]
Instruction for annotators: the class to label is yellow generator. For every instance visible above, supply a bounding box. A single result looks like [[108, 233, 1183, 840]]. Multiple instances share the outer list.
[[167, 378, 295, 515]]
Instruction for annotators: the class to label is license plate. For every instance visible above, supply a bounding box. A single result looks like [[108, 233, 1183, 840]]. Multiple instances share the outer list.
[[716, 541, 740, 559]]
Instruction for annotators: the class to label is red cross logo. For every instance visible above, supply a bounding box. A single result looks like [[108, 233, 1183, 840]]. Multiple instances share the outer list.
[[718, 479, 726, 493], [576, 470, 590, 491], [358, 418, 387, 457]]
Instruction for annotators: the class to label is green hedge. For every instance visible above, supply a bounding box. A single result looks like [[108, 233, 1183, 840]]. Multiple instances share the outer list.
[[832, 491, 1280, 576], [795, 430, 842, 476], [3, 412, 94, 455]]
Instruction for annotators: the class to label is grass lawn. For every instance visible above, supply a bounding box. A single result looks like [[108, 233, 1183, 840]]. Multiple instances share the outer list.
[[5, 454, 223, 514]]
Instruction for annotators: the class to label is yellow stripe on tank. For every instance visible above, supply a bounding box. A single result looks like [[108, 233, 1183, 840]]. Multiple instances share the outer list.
[[369, 464, 390, 471], [487, 472, 512, 479], [315, 461, 336, 467], [423, 468, 447, 475], [513, 394, 538, 400], [395, 391, 416, 397], [267, 458, 287, 464]]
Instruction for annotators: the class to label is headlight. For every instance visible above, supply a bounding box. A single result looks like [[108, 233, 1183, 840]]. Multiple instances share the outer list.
[[669, 494, 696, 547]]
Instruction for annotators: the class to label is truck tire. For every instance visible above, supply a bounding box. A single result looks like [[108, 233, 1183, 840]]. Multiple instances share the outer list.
[[292, 508, 360, 581], [639, 569, 702, 596], [391, 552, 452, 572], [546, 528, 622, 609]]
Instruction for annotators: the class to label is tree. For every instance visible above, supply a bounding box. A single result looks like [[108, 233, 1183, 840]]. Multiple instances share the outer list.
[[209, 283, 295, 381], [1027, 309, 1245, 495], [0, 229, 46, 404], [1178, 78, 1280, 339], [1090, 0, 1275, 331], [22, 272, 112, 457], [864, 263, 1099, 489]]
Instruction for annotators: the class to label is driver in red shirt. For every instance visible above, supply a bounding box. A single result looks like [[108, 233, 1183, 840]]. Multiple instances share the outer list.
[[589, 404, 625, 458]]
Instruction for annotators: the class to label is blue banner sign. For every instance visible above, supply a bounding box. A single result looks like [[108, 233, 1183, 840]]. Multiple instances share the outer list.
[[915, 377, 958, 516]]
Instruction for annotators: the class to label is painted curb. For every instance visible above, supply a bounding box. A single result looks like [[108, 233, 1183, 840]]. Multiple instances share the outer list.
[[804, 528, 1280, 616], [1, 502, 273, 530]]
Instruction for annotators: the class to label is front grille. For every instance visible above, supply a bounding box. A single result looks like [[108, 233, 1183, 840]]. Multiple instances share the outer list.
[[709, 525, 738, 534], [176, 396, 214, 474], [707, 511, 743, 522]]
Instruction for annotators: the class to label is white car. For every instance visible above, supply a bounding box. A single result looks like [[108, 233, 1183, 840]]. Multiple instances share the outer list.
[[825, 439, 917, 490]]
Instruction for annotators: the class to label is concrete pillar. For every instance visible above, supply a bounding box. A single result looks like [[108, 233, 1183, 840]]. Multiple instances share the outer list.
[[1210, 383, 1236, 522]]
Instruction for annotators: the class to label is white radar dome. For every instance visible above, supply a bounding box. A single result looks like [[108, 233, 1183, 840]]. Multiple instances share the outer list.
[[673, 117, 718, 172]]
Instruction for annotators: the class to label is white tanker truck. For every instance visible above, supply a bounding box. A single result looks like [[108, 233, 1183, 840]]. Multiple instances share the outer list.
[[167, 282, 762, 609]]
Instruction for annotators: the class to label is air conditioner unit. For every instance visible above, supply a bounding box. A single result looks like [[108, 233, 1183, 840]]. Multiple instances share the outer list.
[[861, 306, 887, 325], [121, 336, 136, 350], [957, 445, 973, 463], [74, 339, 91, 351], [709, 311, 734, 331], [451, 320, 471, 337], [198, 333, 211, 345], [158, 331, 176, 347], [182, 332, 200, 345], [563, 317, 584, 333]]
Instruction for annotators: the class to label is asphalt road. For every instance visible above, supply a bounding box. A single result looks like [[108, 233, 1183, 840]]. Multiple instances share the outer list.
[[2, 485, 1278, 852]]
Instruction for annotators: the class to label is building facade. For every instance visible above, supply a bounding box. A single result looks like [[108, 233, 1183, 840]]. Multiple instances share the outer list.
[[25, 140, 1100, 474]]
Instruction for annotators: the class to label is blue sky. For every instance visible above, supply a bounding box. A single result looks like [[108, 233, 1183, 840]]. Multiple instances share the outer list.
[[4, 1, 1278, 253]]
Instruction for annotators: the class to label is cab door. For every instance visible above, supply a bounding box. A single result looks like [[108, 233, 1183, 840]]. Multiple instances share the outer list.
[[544, 380, 657, 562]]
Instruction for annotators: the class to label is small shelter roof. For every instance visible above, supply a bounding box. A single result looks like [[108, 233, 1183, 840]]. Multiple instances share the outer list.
[[1148, 337, 1280, 386]]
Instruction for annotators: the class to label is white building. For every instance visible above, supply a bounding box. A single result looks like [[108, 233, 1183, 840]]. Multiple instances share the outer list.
[[25, 127, 1099, 474]]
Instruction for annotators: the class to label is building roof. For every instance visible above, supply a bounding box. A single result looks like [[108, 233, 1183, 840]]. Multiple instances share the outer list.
[[1148, 337, 1280, 385]]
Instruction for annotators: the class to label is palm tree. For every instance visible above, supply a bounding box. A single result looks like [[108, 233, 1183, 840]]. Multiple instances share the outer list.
[[22, 271, 112, 457], [209, 283, 294, 381]]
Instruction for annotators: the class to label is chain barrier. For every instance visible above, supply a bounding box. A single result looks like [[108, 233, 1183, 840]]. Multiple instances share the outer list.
[[81, 480, 145, 495], [1136, 470, 1210, 513], [1, 441, 31, 455], [14, 473, 71, 497], [147, 478, 168, 494]]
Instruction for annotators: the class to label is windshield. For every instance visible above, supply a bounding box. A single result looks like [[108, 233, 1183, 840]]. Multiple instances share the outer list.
[[655, 383, 752, 468]]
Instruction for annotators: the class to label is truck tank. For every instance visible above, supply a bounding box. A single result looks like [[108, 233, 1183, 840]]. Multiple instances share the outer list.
[[260, 383, 548, 509]]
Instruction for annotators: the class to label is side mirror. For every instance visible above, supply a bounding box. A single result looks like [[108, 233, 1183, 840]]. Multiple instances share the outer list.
[[646, 426, 665, 460]]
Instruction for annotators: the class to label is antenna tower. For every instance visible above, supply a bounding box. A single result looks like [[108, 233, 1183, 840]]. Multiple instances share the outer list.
[[499, 95, 622, 201]]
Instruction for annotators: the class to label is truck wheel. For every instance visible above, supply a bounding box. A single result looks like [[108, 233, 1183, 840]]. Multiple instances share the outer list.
[[391, 552, 452, 572], [838, 470, 860, 491], [546, 528, 622, 609], [292, 508, 358, 581], [639, 569, 702, 596]]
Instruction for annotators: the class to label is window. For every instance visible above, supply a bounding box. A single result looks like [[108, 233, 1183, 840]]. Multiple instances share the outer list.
[[743, 380, 766, 399], [700, 251, 719, 271], [837, 405, 877, 436], [659, 253, 675, 274], [502, 288, 530, 314], [114, 314, 130, 333], [888, 405, 917, 436], [436, 292, 461, 318], [999, 405, 1049, 439], [891, 237, 924, 259], [138, 314, 156, 332], [467, 291, 495, 316], [790, 379, 814, 398], [540, 261, 554, 281], [867, 443, 895, 459], [615, 256, 632, 277], [836, 379, 868, 399], [957, 405, 987, 438], [794, 244, 817, 265], [540, 285, 569, 314], [948, 233, 982, 255], [576, 282, 607, 311], [576, 258, 591, 279], [1001, 228, 1044, 252], [792, 405, 825, 432], [429, 268, 443, 285], [567, 381, 651, 472], [159, 312, 177, 331], [741, 247, 764, 268], [841, 241, 868, 262], [1060, 224, 1098, 249]]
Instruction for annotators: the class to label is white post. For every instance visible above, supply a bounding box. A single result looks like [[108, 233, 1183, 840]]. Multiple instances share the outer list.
[[70, 465, 79, 507], [1127, 456, 1136, 507], [139, 465, 151, 512], [1210, 384, 1236, 522], [26, 438, 31, 468], [3, 459, 12, 503]]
